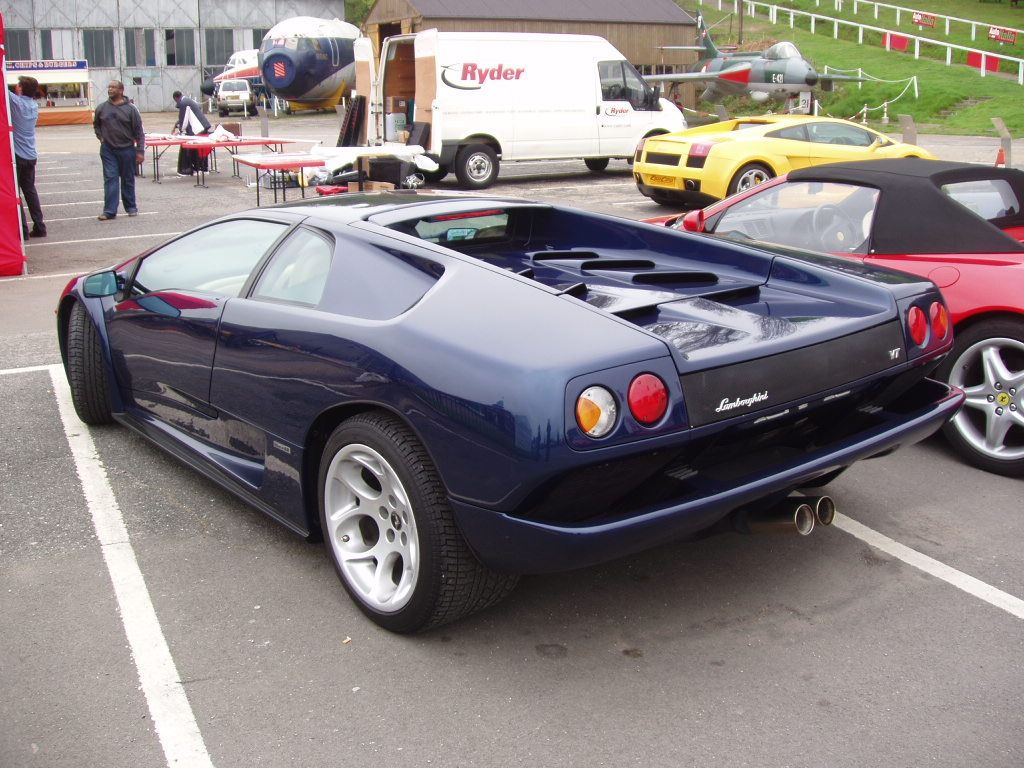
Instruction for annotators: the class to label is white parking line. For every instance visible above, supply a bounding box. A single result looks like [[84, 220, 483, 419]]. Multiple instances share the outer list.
[[834, 513, 1024, 620], [0, 270, 80, 283], [26, 232, 182, 247], [47, 366, 215, 768], [39, 188, 104, 195]]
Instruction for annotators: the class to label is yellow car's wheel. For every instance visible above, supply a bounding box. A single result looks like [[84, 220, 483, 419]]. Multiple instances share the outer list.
[[728, 163, 774, 195]]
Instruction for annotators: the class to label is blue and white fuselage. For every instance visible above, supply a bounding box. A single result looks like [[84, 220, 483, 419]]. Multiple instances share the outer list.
[[259, 17, 361, 110]]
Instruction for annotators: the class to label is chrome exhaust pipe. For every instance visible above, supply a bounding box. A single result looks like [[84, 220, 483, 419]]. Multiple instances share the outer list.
[[735, 500, 815, 536], [808, 495, 836, 527]]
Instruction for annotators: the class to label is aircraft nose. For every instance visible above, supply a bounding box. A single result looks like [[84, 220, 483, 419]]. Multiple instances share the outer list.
[[805, 70, 819, 86], [262, 51, 299, 90]]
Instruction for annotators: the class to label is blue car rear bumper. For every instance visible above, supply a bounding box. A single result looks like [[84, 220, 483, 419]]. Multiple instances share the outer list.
[[451, 378, 964, 574]]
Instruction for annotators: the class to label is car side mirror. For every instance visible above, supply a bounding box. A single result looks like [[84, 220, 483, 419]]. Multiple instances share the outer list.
[[82, 270, 121, 298], [681, 209, 706, 233], [868, 137, 884, 151]]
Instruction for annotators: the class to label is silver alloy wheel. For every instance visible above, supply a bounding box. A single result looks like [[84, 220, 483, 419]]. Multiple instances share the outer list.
[[323, 442, 419, 613], [465, 150, 494, 183], [947, 336, 1024, 462], [735, 166, 771, 191]]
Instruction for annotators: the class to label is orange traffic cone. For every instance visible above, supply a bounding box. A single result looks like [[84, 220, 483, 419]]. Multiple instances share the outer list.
[[995, 147, 1006, 166]]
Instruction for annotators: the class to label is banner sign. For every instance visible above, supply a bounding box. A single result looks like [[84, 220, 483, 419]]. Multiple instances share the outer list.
[[988, 27, 1018, 45], [912, 12, 937, 29], [8, 59, 88, 70]]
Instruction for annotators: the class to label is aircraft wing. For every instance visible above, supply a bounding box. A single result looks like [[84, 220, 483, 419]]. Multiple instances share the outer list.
[[643, 63, 752, 88]]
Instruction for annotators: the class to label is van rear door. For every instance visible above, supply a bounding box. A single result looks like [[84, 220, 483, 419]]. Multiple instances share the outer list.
[[354, 36, 381, 143]]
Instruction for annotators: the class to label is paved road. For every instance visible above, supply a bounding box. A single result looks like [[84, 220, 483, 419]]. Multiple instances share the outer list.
[[1, 112, 1022, 768]]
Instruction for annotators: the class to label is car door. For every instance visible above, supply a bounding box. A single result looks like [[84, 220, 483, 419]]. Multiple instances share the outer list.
[[106, 217, 290, 434], [762, 123, 814, 169], [597, 60, 646, 156]]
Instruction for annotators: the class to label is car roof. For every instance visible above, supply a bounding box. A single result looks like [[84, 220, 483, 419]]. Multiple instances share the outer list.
[[262, 190, 538, 223], [787, 159, 1024, 254]]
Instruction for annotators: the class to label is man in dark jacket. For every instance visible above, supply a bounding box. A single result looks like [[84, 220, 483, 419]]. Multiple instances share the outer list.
[[93, 80, 145, 220], [172, 90, 213, 176]]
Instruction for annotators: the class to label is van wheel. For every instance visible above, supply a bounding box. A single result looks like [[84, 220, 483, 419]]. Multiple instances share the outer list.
[[454, 145, 498, 189], [585, 158, 609, 172], [218, 109, 228, 117]]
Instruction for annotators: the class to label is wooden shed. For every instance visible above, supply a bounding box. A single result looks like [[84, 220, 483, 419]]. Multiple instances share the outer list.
[[362, 0, 698, 103]]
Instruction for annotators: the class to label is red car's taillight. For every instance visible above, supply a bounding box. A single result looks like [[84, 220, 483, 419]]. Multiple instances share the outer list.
[[908, 305, 928, 346]]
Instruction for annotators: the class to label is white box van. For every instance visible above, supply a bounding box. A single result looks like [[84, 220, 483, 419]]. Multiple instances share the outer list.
[[354, 29, 685, 188]]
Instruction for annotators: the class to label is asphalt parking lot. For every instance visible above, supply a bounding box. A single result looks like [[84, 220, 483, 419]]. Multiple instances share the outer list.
[[2, 112, 1022, 768]]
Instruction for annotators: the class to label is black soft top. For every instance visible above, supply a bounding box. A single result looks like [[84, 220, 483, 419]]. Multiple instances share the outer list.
[[788, 159, 1024, 254]]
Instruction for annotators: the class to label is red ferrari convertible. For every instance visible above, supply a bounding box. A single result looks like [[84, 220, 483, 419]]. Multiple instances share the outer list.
[[653, 158, 1024, 477]]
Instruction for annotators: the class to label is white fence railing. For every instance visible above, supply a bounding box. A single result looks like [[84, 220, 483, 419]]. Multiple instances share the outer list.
[[829, 1, 1024, 43], [697, 0, 1024, 84]]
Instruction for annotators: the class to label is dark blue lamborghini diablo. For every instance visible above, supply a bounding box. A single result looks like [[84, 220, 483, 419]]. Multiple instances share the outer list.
[[58, 192, 964, 632]]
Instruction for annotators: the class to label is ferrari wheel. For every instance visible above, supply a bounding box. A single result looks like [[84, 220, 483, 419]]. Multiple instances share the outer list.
[[454, 144, 498, 189], [585, 157, 610, 172], [66, 301, 113, 425], [728, 163, 774, 195], [318, 412, 517, 632], [936, 318, 1024, 477]]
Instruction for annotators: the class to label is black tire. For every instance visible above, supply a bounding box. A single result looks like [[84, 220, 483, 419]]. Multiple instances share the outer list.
[[728, 162, 774, 196], [454, 144, 498, 189], [935, 318, 1024, 477], [585, 157, 610, 172], [218, 109, 228, 118], [67, 302, 114, 425], [420, 167, 448, 184], [318, 412, 517, 632]]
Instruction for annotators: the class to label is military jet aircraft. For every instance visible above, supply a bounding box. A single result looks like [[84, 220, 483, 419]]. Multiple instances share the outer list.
[[646, 14, 864, 103]]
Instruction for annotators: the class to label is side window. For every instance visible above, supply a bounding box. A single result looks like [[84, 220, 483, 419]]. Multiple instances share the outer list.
[[132, 219, 287, 296], [807, 122, 877, 147], [252, 227, 334, 306], [767, 125, 808, 142], [599, 60, 626, 101], [598, 60, 652, 110]]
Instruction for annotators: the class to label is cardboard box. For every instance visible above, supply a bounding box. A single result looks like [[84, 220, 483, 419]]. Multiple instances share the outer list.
[[362, 181, 395, 192]]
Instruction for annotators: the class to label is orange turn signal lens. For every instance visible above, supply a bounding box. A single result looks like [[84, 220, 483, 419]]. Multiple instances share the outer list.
[[576, 386, 617, 438], [929, 302, 949, 341]]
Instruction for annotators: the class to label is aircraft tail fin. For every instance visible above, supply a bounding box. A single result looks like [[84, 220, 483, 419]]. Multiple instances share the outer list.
[[695, 14, 723, 59]]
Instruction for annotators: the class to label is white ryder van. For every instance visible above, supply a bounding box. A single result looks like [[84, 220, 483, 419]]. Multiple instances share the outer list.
[[353, 30, 685, 188]]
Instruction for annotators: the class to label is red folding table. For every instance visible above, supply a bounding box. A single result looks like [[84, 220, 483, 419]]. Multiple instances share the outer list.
[[231, 154, 327, 206]]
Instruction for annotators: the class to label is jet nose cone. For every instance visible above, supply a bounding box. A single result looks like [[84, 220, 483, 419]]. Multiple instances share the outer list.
[[262, 52, 297, 90]]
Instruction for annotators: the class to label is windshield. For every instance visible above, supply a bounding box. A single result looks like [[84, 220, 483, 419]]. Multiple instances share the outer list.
[[709, 181, 879, 254]]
